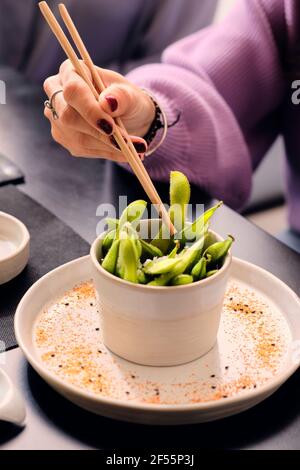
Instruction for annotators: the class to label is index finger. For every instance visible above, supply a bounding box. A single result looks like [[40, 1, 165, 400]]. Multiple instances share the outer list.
[[60, 60, 115, 136]]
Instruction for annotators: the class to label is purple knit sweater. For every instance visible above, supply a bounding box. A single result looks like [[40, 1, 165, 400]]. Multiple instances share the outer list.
[[128, 0, 300, 233]]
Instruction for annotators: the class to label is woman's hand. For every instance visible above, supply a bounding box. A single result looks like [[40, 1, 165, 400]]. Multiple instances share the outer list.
[[43, 60, 155, 161]]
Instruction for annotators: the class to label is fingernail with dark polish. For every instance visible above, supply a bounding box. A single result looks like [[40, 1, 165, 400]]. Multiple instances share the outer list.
[[97, 119, 113, 135], [110, 135, 120, 150], [106, 95, 118, 112], [133, 142, 147, 153]]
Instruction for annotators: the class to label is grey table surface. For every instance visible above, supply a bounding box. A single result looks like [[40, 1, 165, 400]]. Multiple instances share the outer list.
[[1, 67, 300, 450]]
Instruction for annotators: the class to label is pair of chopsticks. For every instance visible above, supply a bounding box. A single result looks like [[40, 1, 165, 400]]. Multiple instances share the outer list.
[[39, 2, 175, 236]]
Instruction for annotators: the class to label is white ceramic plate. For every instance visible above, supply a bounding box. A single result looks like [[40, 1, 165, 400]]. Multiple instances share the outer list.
[[15, 256, 300, 425]]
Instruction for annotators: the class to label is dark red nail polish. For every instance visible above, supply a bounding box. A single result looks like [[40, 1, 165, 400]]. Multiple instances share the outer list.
[[97, 119, 113, 135], [133, 142, 147, 153], [106, 95, 118, 112], [110, 135, 120, 150]]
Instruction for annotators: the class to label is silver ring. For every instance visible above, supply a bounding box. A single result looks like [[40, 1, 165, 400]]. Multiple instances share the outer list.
[[44, 89, 63, 120]]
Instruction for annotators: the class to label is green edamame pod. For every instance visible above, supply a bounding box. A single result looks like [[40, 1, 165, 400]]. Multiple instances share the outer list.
[[101, 239, 120, 274], [203, 231, 217, 252], [148, 233, 205, 286], [137, 269, 148, 284], [204, 235, 234, 266], [206, 269, 218, 278], [171, 274, 193, 286], [150, 224, 172, 254], [169, 171, 191, 231], [119, 200, 147, 228], [177, 201, 223, 244], [140, 239, 163, 260], [143, 257, 181, 276], [118, 238, 139, 283], [105, 218, 119, 230], [102, 229, 117, 254], [191, 257, 207, 280], [135, 239, 142, 259], [203, 201, 223, 224], [168, 241, 180, 258], [147, 276, 169, 287], [121, 222, 142, 259]]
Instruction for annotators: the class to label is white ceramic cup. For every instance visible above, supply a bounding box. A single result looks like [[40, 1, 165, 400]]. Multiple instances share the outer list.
[[90, 220, 232, 366], [0, 212, 30, 285]]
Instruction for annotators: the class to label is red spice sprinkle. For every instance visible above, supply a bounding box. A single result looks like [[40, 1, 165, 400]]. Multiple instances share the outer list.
[[34, 280, 290, 406]]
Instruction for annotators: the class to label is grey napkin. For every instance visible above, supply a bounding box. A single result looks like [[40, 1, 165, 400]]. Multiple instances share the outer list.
[[0, 185, 89, 350]]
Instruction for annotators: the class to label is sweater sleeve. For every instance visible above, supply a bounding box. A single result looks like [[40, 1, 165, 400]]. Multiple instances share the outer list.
[[127, 0, 287, 210]]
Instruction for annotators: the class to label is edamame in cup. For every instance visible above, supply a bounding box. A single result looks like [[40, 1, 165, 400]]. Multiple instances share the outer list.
[[90, 172, 233, 366]]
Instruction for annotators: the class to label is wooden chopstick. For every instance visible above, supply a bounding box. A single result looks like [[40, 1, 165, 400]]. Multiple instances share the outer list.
[[39, 1, 175, 235], [57, 4, 174, 234]]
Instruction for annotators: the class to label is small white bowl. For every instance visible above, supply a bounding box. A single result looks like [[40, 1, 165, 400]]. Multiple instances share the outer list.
[[0, 212, 30, 285], [90, 220, 232, 367]]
